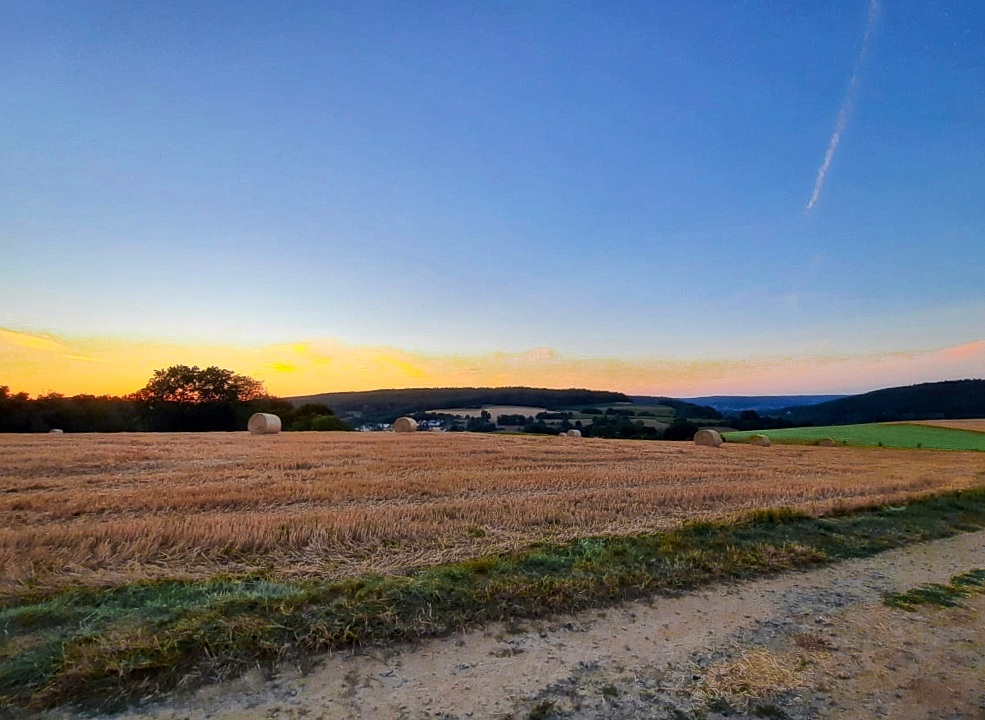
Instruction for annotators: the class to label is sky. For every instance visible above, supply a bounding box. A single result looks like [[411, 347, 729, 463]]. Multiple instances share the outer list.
[[2, 1, 984, 398]]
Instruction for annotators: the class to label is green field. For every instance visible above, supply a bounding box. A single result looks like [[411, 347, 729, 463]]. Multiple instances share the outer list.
[[723, 423, 985, 451], [565, 403, 715, 422]]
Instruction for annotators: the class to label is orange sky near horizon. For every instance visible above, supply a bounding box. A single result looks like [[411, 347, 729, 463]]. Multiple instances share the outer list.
[[2, 327, 984, 399]]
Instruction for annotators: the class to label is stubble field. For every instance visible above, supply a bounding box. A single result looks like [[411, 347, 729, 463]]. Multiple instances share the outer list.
[[905, 419, 985, 432], [3, 432, 984, 598]]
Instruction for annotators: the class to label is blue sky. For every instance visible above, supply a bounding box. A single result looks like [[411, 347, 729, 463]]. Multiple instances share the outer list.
[[2, 1, 984, 395]]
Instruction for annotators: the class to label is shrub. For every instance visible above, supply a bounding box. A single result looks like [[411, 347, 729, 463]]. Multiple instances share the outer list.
[[310, 414, 353, 431]]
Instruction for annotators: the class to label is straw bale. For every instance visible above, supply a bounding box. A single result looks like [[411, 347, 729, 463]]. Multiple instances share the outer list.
[[694, 429, 723, 447], [393, 417, 418, 433], [817, 437, 836, 447], [566, 429, 582, 438], [748, 434, 772, 447], [247, 413, 282, 435]]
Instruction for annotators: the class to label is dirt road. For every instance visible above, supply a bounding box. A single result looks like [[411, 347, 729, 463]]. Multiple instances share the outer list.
[[70, 531, 985, 720]]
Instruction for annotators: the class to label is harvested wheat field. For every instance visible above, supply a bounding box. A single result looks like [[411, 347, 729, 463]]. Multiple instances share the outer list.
[[904, 419, 985, 433], [2, 432, 984, 597]]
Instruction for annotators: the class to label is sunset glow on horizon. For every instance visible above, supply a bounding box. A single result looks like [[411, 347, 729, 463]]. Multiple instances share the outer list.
[[3, 327, 984, 400]]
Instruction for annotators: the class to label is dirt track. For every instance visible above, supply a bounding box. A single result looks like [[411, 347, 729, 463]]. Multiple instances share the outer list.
[[60, 531, 985, 720]]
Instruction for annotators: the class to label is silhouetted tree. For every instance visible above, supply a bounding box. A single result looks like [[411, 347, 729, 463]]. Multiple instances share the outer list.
[[133, 365, 267, 405], [131, 365, 269, 431]]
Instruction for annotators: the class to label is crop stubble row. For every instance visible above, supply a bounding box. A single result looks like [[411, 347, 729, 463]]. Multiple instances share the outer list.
[[904, 419, 985, 433], [1, 432, 983, 596]]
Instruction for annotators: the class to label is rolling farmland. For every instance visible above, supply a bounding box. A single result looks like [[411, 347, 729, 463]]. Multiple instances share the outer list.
[[3, 432, 984, 597]]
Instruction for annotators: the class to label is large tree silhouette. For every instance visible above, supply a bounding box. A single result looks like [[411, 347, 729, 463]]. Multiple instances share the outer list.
[[132, 365, 269, 431]]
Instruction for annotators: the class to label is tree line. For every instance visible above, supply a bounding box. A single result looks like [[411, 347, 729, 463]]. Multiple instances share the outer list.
[[290, 387, 631, 425], [0, 365, 351, 433]]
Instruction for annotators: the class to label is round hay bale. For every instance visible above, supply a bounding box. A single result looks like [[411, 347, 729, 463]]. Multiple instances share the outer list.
[[748, 434, 771, 447], [566, 429, 582, 438], [393, 417, 418, 433], [817, 437, 836, 447], [693, 429, 723, 447], [248, 413, 282, 435], [48, 428, 64, 434]]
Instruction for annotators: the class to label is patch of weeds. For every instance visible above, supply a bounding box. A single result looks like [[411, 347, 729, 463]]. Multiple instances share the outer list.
[[752, 703, 789, 718], [792, 633, 832, 652], [491, 646, 525, 658], [885, 568, 985, 610], [950, 568, 985, 591], [527, 699, 557, 719], [520, 551, 573, 575], [670, 709, 706, 720], [504, 619, 528, 634], [743, 508, 811, 525], [706, 696, 735, 713], [886, 585, 963, 609], [459, 556, 498, 576], [600, 683, 619, 699]]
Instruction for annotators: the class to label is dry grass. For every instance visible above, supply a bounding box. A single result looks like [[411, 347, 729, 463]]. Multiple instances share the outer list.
[[2, 432, 983, 597], [903, 419, 985, 433], [698, 647, 821, 703]]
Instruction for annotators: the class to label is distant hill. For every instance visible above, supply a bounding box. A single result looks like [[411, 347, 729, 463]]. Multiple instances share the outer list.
[[628, 397, 722, 420], [679, 395, 849, 414], [779, 379, 985, 426], [290, 380, 985, 429], [289, 387, 629, 424]]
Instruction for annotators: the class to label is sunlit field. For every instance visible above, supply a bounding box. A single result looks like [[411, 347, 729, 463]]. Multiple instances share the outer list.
[[725, 422, 985, 451], [905, 419, 985, 433], [3, 432, 984, 597]]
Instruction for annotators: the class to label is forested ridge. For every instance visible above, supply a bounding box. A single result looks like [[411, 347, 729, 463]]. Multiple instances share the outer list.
[[778, 380, 985, 426]]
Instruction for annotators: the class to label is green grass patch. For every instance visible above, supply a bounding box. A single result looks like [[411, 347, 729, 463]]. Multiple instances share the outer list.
[[724, 423, 985, 451], [5, 489, 985, 713], [884, 568, 985, 610]]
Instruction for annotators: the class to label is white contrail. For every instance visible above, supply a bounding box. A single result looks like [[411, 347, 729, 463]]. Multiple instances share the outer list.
[[806, 0, 880, 211]]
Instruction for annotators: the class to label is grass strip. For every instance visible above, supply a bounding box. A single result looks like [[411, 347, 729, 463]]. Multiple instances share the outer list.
[[884, 568, 985, 610], [724, 423, 985, 451], [4, 489, 985, 714]]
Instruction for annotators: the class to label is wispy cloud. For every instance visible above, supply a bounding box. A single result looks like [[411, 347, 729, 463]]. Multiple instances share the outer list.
[[806, 0, 880, 212], [0, 328, 67, 353]]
